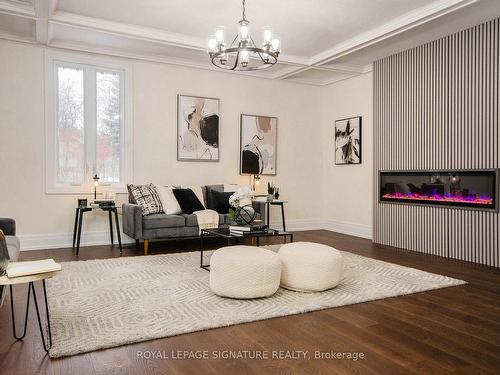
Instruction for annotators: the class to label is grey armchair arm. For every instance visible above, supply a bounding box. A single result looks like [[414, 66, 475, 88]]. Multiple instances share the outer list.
[[122, 204, 143, 240], [0, 218, 16, 236]]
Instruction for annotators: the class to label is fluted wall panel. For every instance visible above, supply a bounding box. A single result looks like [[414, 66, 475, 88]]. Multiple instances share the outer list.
[[374, 18, 499, 267]]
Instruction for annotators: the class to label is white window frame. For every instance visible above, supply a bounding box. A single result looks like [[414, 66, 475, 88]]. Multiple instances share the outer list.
[[45, 50, 133, 194]]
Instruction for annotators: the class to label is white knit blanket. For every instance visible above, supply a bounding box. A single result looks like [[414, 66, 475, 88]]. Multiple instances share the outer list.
[[193, 209, 219, 234]]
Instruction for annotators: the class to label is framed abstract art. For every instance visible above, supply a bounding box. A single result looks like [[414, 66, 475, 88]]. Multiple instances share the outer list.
[[177, 94, 220, 161], [240, 114, 278, 175], [335, 116, 361, 165]]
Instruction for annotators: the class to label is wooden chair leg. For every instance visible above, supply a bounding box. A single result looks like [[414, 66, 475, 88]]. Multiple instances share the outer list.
[[143, 239, 149, 255]]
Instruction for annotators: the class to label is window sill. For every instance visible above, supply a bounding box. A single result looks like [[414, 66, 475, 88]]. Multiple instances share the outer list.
[[45, 188, 129, 196]]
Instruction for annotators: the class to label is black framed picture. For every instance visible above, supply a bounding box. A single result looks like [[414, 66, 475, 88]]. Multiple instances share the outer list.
[[335, 116, 361, 165], [240, 114, 278, 175], [177, 94, 220, 162]]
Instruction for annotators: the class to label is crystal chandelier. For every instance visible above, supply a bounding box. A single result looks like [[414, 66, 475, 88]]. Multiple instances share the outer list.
[[207, 0, 281, 71]]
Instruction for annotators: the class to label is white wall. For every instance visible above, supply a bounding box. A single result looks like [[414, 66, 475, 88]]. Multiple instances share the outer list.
[[0, 40, 325, 249], [320, 72, 374, 239]]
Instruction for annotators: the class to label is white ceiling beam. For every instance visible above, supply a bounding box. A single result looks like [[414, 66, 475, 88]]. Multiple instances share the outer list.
[[0, 0, 36, 18], [50, 11, 206, 50], [272, 65, 311, 80], [309, 0, 478, 66], [48, 11, 308, 66], [34, 0, 56, 44], [47, 39, 291, 82], [313, 63, 367, 75], [0, 29, 35, 43]]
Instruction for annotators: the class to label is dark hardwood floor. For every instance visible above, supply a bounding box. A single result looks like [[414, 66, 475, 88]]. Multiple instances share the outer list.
[[1, 230, 499, 375]]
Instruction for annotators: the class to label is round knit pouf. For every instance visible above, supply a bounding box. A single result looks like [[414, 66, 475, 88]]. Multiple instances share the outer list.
[[278, 242, 343, 292], [209, 246, 282, 299]]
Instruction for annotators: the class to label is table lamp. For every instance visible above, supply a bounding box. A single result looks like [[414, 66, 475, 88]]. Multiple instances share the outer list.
[[252, 174, 260, 192], [93, 174, 100, 200]]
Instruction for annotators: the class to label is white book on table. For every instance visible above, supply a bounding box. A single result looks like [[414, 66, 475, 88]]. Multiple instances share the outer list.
[[6, 259, 61, 278]]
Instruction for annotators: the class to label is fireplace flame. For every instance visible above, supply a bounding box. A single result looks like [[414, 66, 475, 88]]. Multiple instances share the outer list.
[[382, 192, 493, 205]]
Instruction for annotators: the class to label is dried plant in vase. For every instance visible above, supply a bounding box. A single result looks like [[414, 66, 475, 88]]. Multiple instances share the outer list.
[[267, 182, 280, 201]]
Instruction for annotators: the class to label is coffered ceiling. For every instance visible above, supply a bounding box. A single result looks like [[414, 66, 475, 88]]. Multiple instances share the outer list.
[[1, 0, 499, 85]]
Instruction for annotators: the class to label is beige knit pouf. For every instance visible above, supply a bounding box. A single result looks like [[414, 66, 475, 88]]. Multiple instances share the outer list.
[[209, 246, 282, 299], [278, 242, 343, 292]]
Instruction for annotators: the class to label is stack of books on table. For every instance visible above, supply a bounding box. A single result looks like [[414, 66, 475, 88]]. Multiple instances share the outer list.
[[229, 224, 269, 236], [6, 259, 62, 278], [92, 200, 115, 208]]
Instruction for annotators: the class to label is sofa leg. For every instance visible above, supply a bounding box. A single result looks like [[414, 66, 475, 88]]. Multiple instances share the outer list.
[[135, 239, 139, 248], [143, 239, 149, 256]]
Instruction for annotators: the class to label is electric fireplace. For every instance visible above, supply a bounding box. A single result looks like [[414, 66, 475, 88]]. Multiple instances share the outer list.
[[379, 169, 499, 211]]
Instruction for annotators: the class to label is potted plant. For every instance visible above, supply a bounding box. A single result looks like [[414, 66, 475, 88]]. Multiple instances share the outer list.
[[274, 187, 280, 200], [267, 182, 279, 201]]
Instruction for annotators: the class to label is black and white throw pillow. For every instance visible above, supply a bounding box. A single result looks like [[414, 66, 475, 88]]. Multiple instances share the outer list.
[[172, 188, 205, 214], [128, 183, 164, 216]]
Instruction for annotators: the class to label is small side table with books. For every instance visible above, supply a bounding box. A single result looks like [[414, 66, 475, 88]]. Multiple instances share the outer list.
[[72, 201, 122, 256], [0, 259, 62, 353]]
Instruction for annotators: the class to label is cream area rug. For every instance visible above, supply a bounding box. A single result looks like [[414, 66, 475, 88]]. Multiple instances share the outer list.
[[46, 246, 466, 358]]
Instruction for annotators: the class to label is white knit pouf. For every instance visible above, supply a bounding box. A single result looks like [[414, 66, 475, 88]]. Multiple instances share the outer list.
[[209, 246, 281, 299], [278, 242, 344, 292]]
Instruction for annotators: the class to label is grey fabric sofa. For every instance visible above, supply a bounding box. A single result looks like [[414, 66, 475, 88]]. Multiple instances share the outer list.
[[122, 184, 264, 255], [0, 218, 20, 306]]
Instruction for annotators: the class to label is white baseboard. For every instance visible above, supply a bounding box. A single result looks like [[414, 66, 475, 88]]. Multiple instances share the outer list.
[[268, 218, 323, 232], [19, 231, 135, 251], [18, 219, 372, 251], [322, 219, 373, 240]]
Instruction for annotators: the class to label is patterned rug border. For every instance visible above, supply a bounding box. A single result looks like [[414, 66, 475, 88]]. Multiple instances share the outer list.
[[46, 247, 467, 358]]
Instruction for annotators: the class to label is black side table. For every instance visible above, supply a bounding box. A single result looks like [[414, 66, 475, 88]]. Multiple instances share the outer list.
[[265, 200, 288, 232], [72, 206, 122, 255]]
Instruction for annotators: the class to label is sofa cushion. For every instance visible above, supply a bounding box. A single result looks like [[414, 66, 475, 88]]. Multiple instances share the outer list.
[[142, 214, 185, 229], [143, 226, 199, 239], [183, 213, 225, 227]]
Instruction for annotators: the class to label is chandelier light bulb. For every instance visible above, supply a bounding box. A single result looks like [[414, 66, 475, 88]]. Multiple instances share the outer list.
[[263, 28, 272, 43], [271, 38, 280, 52], [208, 37, 217, 51], [239, 23, 249, 40], [241, 49, 249, 67], [216, 28, 224, 43], [241, 49, 249, 61]]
